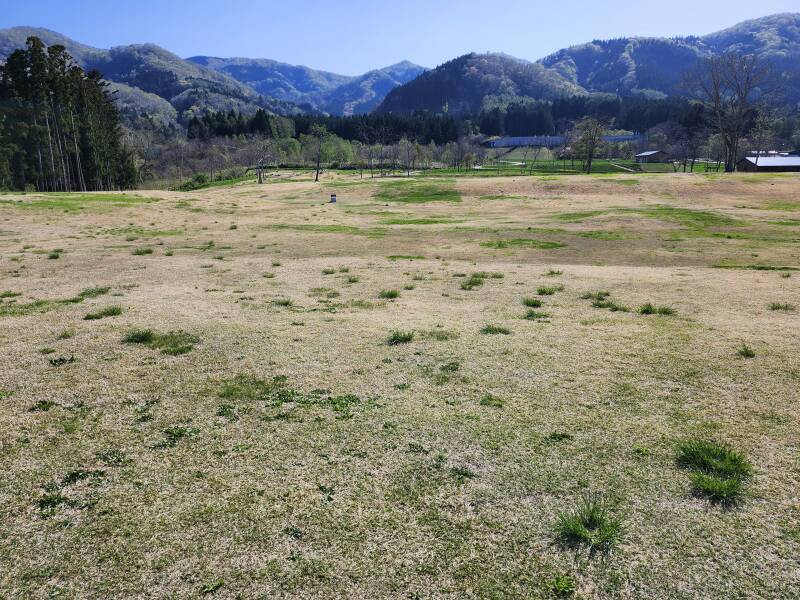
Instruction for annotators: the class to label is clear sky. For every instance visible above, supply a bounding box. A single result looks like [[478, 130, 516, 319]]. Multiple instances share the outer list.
[[1, 0, 798, 75]]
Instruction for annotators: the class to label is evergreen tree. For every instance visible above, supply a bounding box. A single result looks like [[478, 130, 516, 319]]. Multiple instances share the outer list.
[[0, 36, 136, 191]]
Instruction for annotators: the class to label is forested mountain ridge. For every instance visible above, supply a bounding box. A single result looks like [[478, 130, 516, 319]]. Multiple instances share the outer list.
[[376, 53, 584, 115], [0, 26, 306, 129], [378, 13, 800, 115], [188, 56, 425, 115], [541, 13, 800, 100]]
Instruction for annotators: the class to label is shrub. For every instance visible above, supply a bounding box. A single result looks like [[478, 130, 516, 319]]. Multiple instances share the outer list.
[[554, 494, 622, 554], [387, 330, 414, 345], [379, 289, 400, 300]]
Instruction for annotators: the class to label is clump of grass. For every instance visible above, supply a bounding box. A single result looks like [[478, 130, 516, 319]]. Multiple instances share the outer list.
[[538, 285, 563, 296], [122, 329, 199, 355], [769, 302, 795, 312], [57, 329, 75, 340], [346, 276, 359, 284], [545, 574, 576, 597], [48, 251, 61, 260], [339, 266, 350, 273], [523, 297, 543, 308], [481, 324, 511, 335], [593, 299, 630, 312], [461, 273, 486, 291], [676, 440, 752, 506], [272, 298, 293, 307], [738, 343, 756, 359], [132, 247, 154, 256], [78, 286, 110, 299], [554, 494, 622, 554], [480, 394, 504, 408], [84, 305, 122, 320], [543, 269, 564, 277], [387, 330, 414, 345], [263, 272, 275, 279], [524, 309, 550, 321], [379, 289, 400, 300], [0, 291, 21, 299], [403, 284, 415, 291], [29, 399, 56, 412], [639, 303, 676, 316], [421, 329, 459, 341], [322, 267, 336, 275], [580, 291, 610, 301], [155, 425, 199, 448]]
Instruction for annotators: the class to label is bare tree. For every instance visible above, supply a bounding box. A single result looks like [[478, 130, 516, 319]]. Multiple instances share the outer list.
[[686, 53, 774, 172], [574, 118, 606, 174], [750, 111, 775, 167]]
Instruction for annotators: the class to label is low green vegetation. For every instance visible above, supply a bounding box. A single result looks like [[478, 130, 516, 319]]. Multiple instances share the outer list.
[[387, 330, 414, 345], [122, 329, 199, 355], [373, 180, 461, 204], [481, 238, 566, 250], [554, 494, 622, 554], [84, 305, 123, 320], [676, 440, 752, 507]]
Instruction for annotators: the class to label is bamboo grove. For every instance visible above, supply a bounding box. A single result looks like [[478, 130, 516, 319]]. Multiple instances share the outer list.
[[0, 37, 136, 191]]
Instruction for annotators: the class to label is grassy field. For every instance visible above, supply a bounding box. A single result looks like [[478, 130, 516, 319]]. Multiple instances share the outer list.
[[1, 172, 799, 598]]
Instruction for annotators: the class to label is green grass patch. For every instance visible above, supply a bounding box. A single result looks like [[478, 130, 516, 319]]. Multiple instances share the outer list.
[[577, 230, 635, 241], [373, 180, 461, 204], [482, 238, 566, 250], [84, 305, 122, 320], [380, 217, 462, 225], [387, 330, 414, 345], [122, 329, 199, 355], [676, 440, 752, 506], [267, 224, 386, 238], [0, 193, 158, 212], [481, 324, 511, 335], [554, 494, 622, 554], [639, 303, 676, 316]]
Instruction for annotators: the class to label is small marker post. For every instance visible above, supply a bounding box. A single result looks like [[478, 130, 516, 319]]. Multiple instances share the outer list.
[[330, 194, 337, 203]]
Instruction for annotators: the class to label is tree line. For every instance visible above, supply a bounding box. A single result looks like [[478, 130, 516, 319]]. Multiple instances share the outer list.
[[0, 37, 136, 191]]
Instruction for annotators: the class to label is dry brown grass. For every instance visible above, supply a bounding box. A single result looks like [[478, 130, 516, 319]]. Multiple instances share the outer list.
[[0, 172, 799, 598]]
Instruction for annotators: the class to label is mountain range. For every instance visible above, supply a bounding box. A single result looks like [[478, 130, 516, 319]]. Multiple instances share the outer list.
[[0, 26, 425, 128], [2, 13, 799, 131], [377, 13, 800, 114]]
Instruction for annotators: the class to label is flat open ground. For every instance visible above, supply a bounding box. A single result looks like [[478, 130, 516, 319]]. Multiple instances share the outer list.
[[1, 172, 799, 598]]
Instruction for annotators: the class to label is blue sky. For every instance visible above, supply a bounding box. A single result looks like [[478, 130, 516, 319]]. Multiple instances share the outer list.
[[2, 0, 798, 74]]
